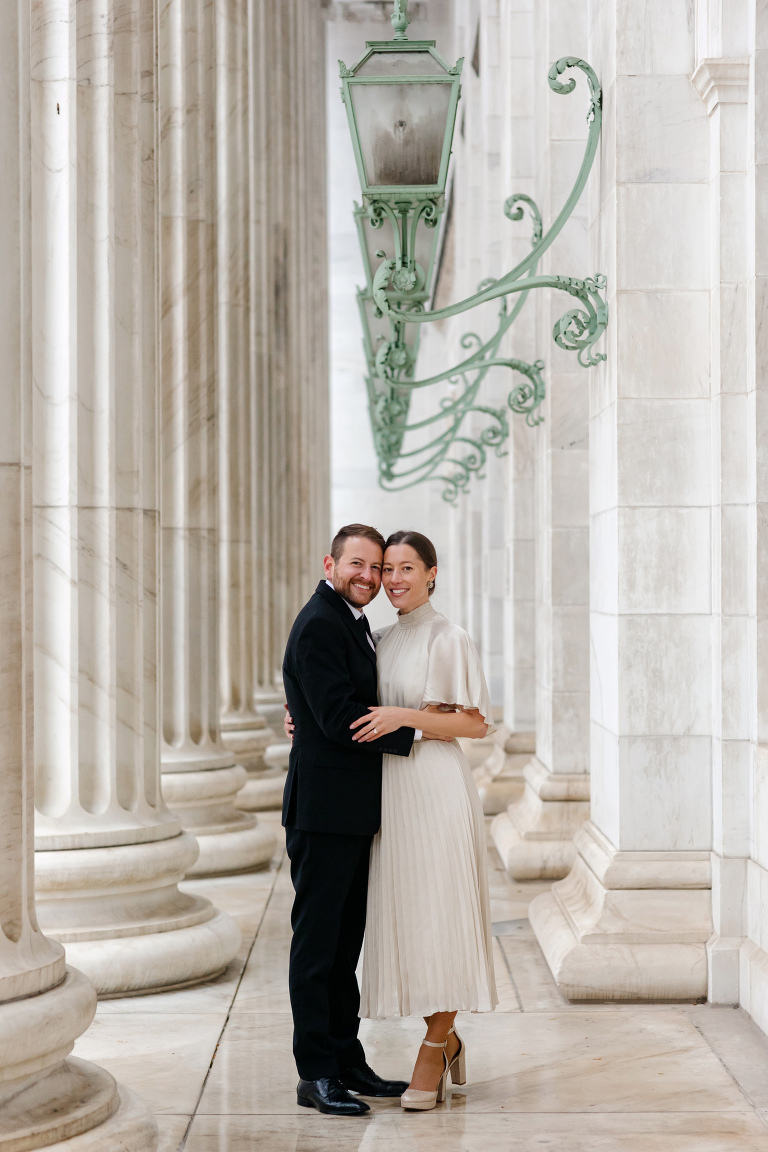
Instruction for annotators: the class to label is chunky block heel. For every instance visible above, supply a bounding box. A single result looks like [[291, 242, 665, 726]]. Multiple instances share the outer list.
[[447, 1025, 467, 1086]]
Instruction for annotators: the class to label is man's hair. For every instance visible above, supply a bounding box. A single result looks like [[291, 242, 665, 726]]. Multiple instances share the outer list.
[[330, 523, 385, 563]]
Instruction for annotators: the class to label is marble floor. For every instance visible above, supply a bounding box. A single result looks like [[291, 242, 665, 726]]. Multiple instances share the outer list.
[[73, 813, 768, 1150]]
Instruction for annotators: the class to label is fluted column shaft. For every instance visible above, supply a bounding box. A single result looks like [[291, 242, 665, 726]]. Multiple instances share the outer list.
[[159, 0, 274, 874], [256, 0, 330, 697], [216, 0, 280, 809], [32, 0, 240, 995], [0, 3, 156, 1145]]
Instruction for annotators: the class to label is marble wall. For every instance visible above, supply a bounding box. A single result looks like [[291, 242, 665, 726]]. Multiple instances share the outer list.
[[330, 0, 768, 1034]]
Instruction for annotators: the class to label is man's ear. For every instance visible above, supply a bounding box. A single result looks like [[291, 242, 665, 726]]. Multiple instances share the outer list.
[[323, 554, 334, 579]]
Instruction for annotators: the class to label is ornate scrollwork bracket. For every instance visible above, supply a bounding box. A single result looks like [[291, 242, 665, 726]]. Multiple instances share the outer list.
[[357, 56, 608, 501]]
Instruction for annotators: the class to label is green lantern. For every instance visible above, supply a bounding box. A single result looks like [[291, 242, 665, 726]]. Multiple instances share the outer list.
[[341, 4, 609, 502], [339, 1, 462, 209]]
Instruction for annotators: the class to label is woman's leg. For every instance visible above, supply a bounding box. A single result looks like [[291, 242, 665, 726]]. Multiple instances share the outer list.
[[409, 1011, 458, 1091]]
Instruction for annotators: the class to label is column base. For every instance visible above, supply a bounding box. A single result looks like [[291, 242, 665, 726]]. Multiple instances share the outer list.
[[0, 967, 155, 1151], [740, 939, 768, 1036], [189, 819, 276, 877], [234, 768, 287, 813], [62, 910, 241, 998], [529, 822, 711, 1000], [162, 765, 276, 876], [473, 728, 534, 815], [42, 1082, 157, 1152], [490, 758, 590, 880], [36, 833, 241, 997], [253, 690, 287, 728], [220, 714, 275, 773]]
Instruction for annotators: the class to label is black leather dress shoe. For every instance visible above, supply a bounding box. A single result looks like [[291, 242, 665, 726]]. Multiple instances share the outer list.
[[297, 1077, 371, 1116], [340, 1062, 409, 1098]]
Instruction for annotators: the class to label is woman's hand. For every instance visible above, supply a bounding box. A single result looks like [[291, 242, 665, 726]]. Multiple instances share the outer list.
[[283, 705, 295, 742], [350, 706, 410, 743]]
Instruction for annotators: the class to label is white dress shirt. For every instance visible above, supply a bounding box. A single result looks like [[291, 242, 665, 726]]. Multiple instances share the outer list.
[[325, 579, 421, 742]]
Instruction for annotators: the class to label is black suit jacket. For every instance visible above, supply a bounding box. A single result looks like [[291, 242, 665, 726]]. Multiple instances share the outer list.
[[281, 581, 415, 835]]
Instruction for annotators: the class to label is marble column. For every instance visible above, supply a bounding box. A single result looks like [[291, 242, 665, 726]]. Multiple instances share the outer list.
[[215, 0, 284, 816], [491, 0, 590, 879], [158, 0, 274, 875], [474, 0, 537, 815], [530, 0, 714, 999], [32, 0, 241, 995], [692, 33, 750, 1005], [243, 0, 330, 774], [0, 3, 155, 1145]]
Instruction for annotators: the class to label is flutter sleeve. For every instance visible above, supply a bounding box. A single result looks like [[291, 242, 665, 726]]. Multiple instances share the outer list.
[[422, 618, 495, 733]]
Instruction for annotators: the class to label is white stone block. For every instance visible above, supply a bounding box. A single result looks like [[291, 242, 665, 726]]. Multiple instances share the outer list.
[[616, 291, 710, 399], [617, 398, 711, 507], [616, 75, 708, 185], [618, 506, 711, 614], [618, 614, 712, 735], [617, 0, 695, 76], [617, 184, 710, 291], [619, 735, 712, 852]]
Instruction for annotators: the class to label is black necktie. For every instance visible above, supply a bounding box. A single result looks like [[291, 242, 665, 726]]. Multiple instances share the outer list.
[[357, 614, 372, 640]]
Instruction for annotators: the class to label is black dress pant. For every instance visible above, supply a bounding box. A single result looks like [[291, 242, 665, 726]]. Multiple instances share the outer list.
[[285, 826, 372, 1080]]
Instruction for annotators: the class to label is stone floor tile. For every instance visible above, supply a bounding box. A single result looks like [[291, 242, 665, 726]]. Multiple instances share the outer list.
[[72, 1011, 225, 1115], [155, 1114, 189, 1152], [492, 937, 522, 1012], [197, 1007, 749, 1117], [182, 1110, 768, 1151], [685, 1004, 768, 1111], [497, 934, 568, 1011], [180, 856, 284, 940]]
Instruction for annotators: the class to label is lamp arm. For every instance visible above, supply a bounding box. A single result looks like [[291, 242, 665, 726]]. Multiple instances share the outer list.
[[374, 57, 603, 337]]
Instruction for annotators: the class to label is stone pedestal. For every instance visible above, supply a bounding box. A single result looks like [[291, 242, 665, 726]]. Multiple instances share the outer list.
[[530, 823, 711, 1000], [158, 0, 274, 877], [492, 758, 590, 880], [31, 0, 240, 994], [474, 728, 534, 816]]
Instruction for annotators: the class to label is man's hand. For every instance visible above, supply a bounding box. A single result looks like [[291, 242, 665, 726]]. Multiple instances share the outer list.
[[284, 705, 295, 742]]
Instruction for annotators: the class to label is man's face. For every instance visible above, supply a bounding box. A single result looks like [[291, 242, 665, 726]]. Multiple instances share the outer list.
[[324, 536, 383, 608]]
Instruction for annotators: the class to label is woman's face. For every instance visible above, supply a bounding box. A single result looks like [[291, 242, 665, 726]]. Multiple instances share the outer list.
[[381, 544, 437, 614]]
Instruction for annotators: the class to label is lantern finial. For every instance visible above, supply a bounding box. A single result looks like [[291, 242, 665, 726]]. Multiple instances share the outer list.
[[391, 0, 410, 41]]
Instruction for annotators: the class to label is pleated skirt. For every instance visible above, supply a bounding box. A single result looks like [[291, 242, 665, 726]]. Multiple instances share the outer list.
[[359, 739, 498, 1019]]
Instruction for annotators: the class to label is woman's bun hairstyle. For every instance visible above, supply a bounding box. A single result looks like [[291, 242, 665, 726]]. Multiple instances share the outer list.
[[385, 530, 438, 596]]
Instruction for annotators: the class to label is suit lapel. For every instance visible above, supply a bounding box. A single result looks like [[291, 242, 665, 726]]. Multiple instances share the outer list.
[[315, 581, 377, 666]]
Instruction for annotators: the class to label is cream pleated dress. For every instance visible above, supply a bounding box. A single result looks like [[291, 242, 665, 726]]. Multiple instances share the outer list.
[[359, 599, 498, 1019]]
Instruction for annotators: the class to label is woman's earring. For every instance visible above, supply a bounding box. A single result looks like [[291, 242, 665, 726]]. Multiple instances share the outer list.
[[427, 580, 435, 590]]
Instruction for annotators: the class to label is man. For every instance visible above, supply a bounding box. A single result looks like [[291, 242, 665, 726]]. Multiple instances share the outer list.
[[282, 524, 419, 1116]]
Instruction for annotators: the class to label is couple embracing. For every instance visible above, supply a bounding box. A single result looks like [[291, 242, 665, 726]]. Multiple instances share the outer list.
[[282, 523, 497, 1117]]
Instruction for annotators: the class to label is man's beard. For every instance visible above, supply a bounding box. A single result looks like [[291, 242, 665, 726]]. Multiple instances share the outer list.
[[332, 572, 377, 606]]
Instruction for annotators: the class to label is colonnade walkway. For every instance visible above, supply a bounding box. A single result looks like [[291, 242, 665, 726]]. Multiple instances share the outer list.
[[73, 815, 768, 1150]]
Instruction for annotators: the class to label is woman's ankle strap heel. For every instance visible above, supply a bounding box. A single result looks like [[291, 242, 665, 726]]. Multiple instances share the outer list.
[[447, 1029, 466, 1086]]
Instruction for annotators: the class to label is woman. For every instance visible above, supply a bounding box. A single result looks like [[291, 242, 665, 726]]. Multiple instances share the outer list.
[[350, 530, 497, 1110]]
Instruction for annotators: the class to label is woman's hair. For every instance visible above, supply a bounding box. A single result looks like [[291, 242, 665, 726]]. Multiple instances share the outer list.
[[385, 530, 438, 596]]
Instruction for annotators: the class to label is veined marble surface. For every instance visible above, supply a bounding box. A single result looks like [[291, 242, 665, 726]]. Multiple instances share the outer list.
[[70, 815, 768, 1151]]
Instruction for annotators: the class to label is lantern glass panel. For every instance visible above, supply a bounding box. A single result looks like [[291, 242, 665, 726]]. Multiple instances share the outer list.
[[355, 51, 447, 77], [350, 81, 451, 186]]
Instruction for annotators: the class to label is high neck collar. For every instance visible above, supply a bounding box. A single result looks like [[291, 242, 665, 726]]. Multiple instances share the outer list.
[[396, 599, 437, 628]]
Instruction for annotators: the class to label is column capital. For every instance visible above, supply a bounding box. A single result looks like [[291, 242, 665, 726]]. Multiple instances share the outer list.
[[692, 58, 749, 115]]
